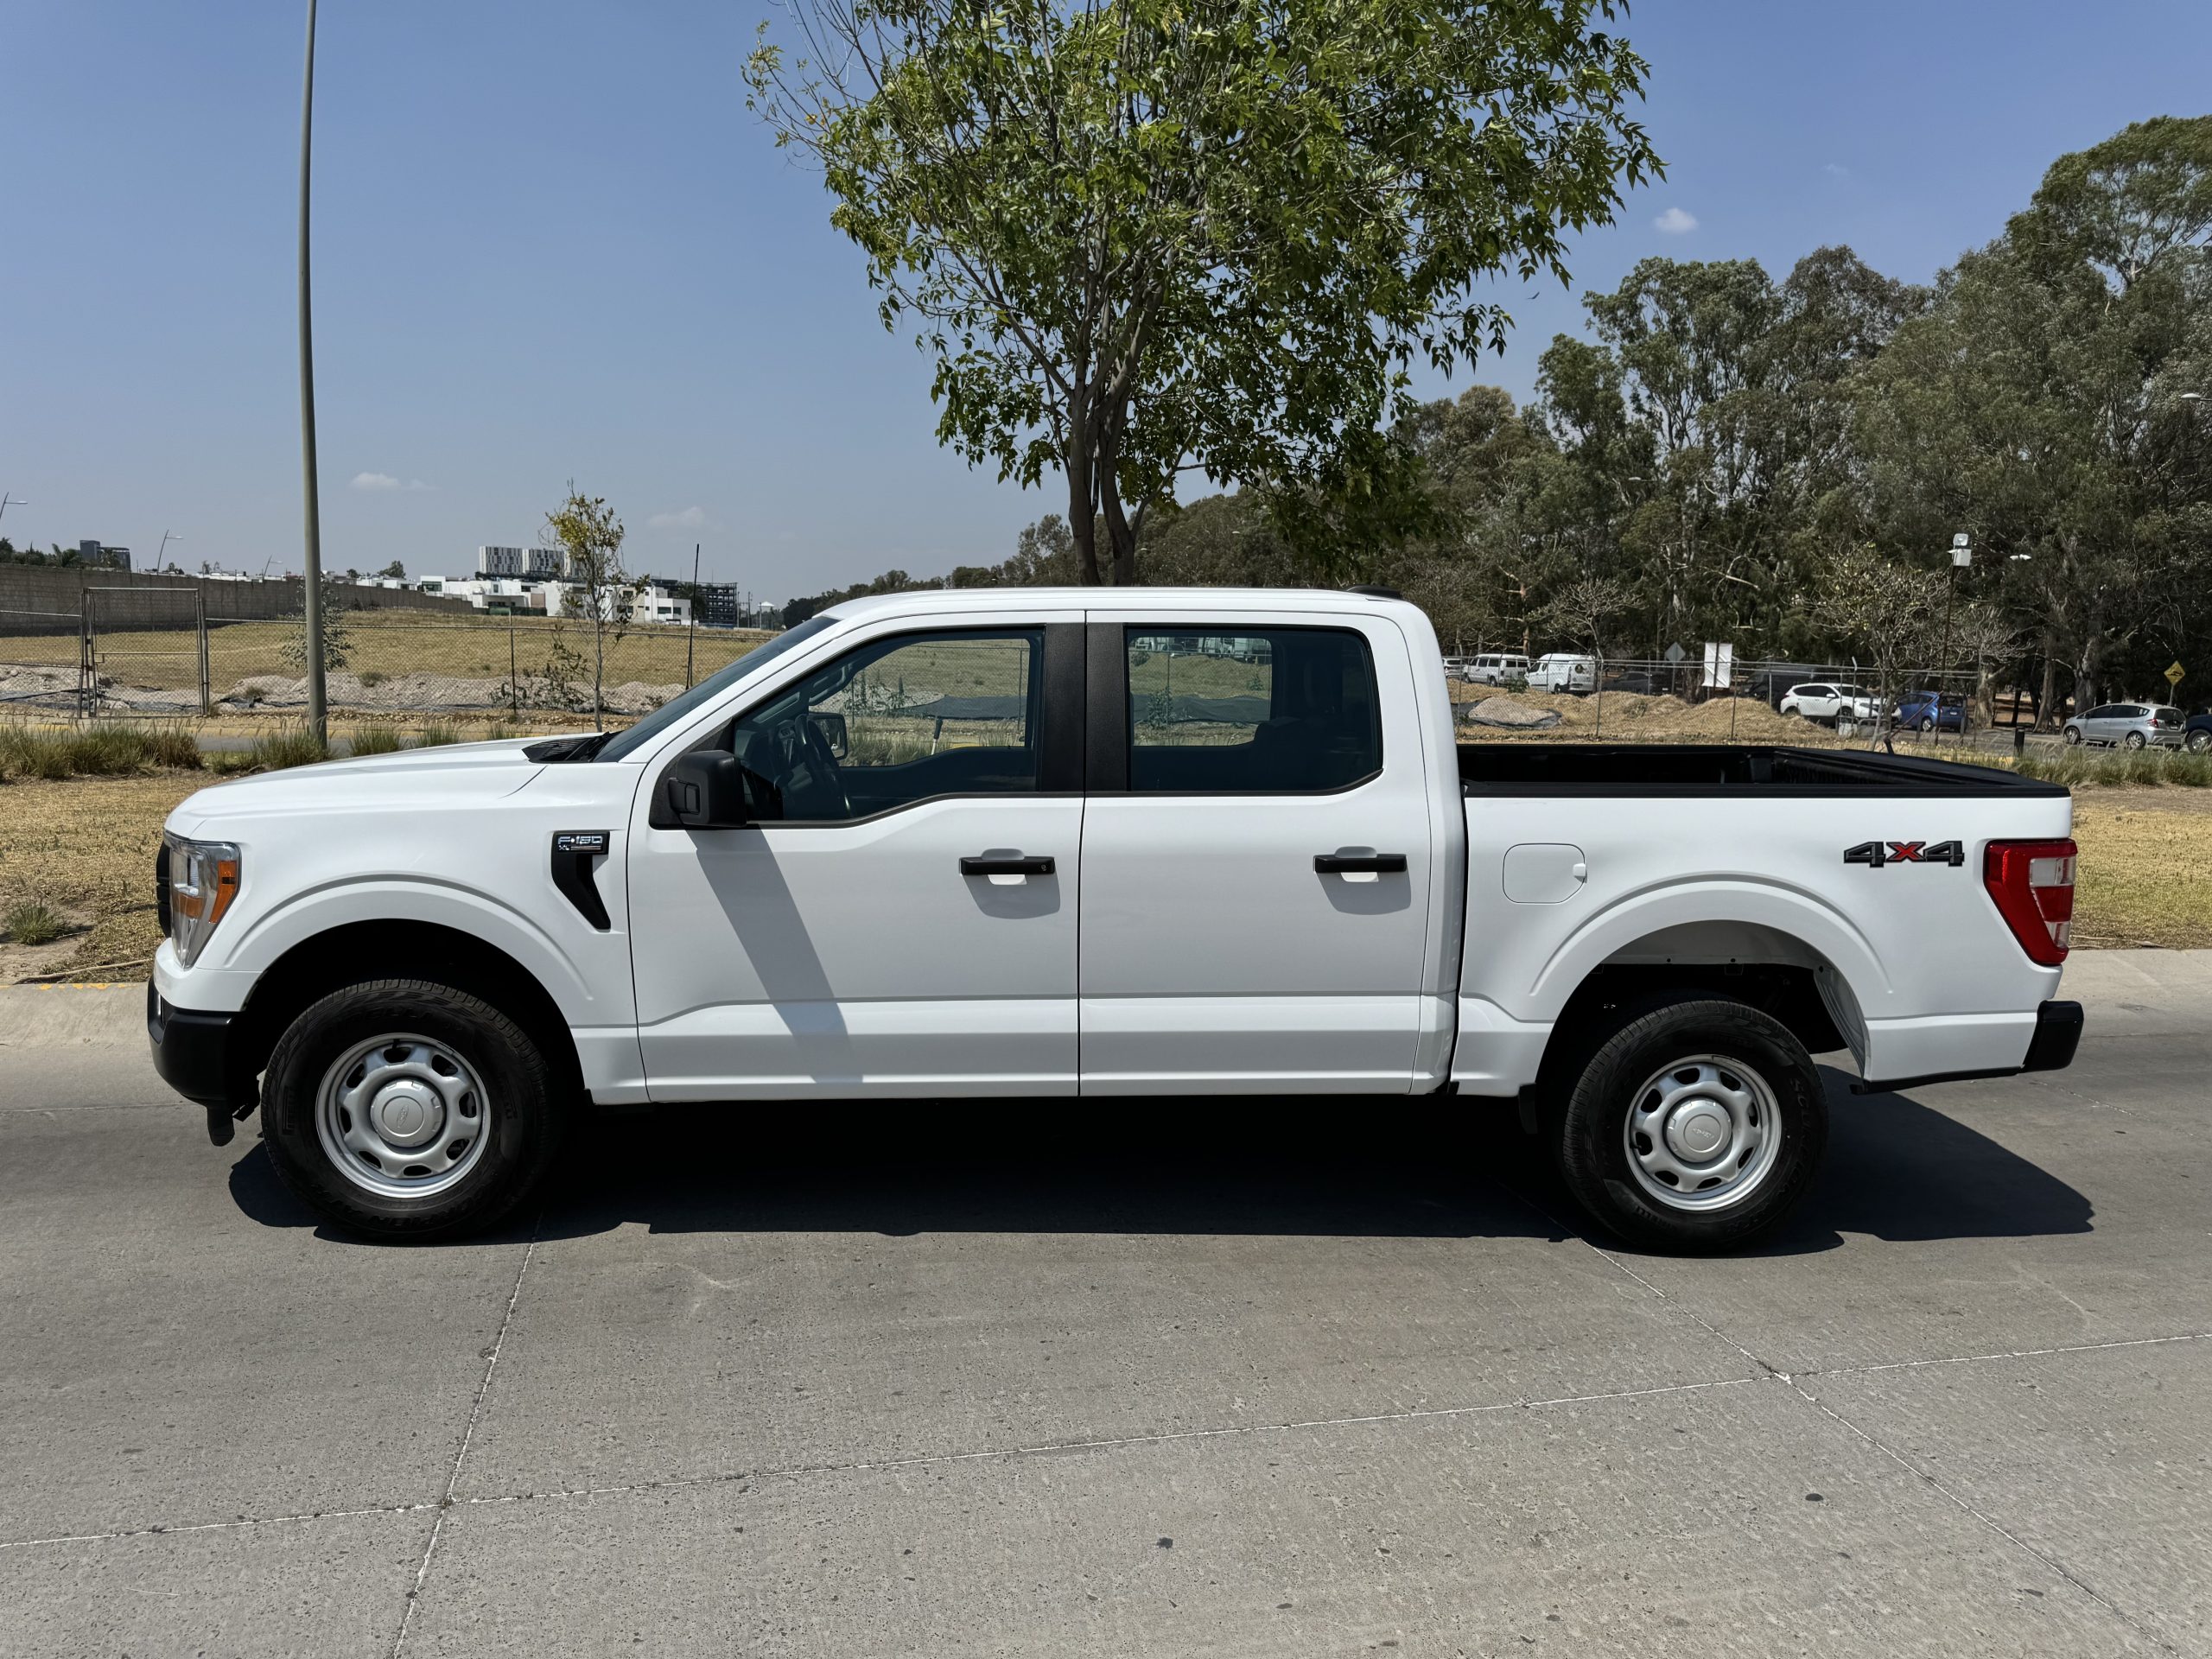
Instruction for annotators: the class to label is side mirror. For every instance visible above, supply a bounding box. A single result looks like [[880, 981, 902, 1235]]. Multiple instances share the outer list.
[[662, 751, 749, 830], [808, 711, 849, 760]]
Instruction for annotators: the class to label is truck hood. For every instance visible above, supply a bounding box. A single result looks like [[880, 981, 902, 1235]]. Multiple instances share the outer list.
[[166, 737, 548, 833]]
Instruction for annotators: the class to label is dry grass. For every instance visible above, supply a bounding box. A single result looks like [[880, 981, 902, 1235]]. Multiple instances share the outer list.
[[2068, 794, 2212, 949], [0, 773, 204, 981], [0, 611, 776, 696], [4, 760, 2205, 983]]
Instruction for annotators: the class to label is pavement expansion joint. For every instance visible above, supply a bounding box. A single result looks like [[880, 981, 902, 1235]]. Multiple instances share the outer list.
[[387, 1222, 540, 1659]]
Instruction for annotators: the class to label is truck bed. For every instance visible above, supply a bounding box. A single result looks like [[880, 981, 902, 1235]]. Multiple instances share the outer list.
[[1459, 743, 2068, 797]]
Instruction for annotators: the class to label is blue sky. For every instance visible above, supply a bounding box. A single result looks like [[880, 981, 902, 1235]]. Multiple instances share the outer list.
[[4, 2, 2208, 600]]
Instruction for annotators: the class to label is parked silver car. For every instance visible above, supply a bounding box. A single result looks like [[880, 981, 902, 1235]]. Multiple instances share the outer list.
[[2061, 702, 2187, 749]]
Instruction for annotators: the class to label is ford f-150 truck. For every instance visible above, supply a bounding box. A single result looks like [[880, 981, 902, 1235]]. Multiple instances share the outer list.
[[149, 588, 2083, 1249]]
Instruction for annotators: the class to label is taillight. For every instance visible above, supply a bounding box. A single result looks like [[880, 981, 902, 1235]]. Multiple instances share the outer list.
[[1984, 838, 2076, 965]]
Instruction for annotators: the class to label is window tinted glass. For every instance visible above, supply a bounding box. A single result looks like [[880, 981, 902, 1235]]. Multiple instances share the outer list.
[[596, 614, 836, 761], [1126, 626, 1381, 793], [726, 629, 1041, 822], [2158, 707, 2183, 722]]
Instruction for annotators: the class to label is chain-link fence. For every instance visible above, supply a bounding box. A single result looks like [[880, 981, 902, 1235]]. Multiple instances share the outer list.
[[0, 591, 775, 724]]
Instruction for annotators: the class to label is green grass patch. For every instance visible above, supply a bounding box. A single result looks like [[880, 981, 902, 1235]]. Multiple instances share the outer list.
[[0, 723, 206, 780], [5, 901, 67, 945], [347, 725, 404, 756], [249, 727, 330, 772], [410, 722, 462, 749]]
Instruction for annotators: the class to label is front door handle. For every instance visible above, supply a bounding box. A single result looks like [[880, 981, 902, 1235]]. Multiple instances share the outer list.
[[961, 855, 1056, 877], [1314, 853, 1408, 874]]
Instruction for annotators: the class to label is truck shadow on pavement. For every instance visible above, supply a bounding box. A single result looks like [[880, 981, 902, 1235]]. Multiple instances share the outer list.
[[225, 1068, 2092, 1255]]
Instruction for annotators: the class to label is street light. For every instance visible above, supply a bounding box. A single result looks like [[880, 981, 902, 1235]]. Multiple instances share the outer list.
[[296, 0, 328, 747], [1938, 532, 1971, 746], [156, 529, 182, 569]]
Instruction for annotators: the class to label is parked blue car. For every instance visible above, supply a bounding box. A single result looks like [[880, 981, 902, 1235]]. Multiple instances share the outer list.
[[1893, 690, 1968, 734]]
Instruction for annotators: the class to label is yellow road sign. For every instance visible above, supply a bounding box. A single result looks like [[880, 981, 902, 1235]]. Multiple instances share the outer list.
[[2168, 661, 2187, 687]]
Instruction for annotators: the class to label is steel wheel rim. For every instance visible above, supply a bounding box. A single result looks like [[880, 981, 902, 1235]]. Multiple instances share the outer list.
[[315, 1031, 492, 1199], [1622, 1052, 1783, 1214]]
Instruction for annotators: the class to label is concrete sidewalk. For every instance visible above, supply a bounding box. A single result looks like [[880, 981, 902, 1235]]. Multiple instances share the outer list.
[[3, 955, 2207, 1657]]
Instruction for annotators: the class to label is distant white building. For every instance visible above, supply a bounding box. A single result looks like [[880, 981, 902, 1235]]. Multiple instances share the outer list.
[[416, 575, 690, 625], [476, 544, 566, 581]]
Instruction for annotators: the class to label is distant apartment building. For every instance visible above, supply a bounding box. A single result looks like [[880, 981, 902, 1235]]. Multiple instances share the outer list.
[[77, 539, 130, 570], [475, 544, 564, 581], [416, 573, 690, 625]]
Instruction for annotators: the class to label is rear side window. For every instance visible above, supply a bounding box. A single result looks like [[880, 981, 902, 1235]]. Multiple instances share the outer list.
[[1126, 626, 1381, 793], [2158, 707, 2183, 722]]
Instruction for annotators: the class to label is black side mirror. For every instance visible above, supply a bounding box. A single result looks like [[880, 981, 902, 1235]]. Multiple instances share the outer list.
[[661, 751, 749, 829]]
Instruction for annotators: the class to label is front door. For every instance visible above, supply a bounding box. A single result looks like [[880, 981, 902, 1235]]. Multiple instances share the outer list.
[[627, 620, 1084, 1099], [1077, 616, 1437, 1093]]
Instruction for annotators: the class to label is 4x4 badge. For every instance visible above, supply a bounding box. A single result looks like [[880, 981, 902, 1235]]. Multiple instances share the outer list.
[[1844, 840, 1965, 868]]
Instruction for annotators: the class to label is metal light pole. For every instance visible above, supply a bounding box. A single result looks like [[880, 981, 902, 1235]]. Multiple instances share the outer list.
[[296, 0, 328, 747], [0, 493, 24, 529], [156, 529, 182, 569], [1940, 532, 1970, 747]]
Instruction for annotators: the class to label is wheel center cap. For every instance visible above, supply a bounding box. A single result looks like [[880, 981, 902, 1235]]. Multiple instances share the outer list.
[[372, 1083, 442, 1147], [1668, 1102, 1730, 1160]]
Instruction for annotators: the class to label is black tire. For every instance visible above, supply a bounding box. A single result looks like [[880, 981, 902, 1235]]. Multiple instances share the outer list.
[[1917, 715, 1936, 733], [260, 978, 567, 1242], [2190, 730, 2212, 753], [2123, 731, 2146, 750], [2063, 725, 2083, 745], [1551, 998, 1827, 1254]]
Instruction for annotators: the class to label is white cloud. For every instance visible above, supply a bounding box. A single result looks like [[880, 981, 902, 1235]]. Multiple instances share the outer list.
[[1823, 162, 1851, 179], [1653, 206, 1699, 235], [350, 471, 433, 493], [648, 505, 709, 531]]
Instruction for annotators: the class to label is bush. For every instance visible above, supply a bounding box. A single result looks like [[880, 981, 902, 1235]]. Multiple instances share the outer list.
[[358, 669, 388, 688], [0, 724, 185, 779], [411, 722, 461, 749], [347, 725, 404, 756], [145, 724, 206, 769], [250, 727, 330, 772], [5, 901, 67, 945]]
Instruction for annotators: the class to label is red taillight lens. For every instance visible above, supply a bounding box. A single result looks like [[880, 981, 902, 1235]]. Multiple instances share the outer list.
[[1984, 838, 2076, 965]]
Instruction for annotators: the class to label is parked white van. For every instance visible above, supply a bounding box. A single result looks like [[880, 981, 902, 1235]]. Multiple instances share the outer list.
[[1533, 653, 1598, 694], [1466, 652, 1530, 686]]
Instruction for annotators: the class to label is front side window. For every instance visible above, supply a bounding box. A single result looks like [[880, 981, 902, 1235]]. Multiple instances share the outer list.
[[1126, 626, 1381, 793], [726, 629, 1041, 822]]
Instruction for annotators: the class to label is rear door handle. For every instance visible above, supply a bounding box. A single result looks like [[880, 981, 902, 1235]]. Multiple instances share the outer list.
[[1314, 853, 1408, 874], [961, 855, 1055, 877]]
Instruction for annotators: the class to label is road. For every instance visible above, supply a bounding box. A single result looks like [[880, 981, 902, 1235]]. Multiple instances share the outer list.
[[3, 957, 2207, 1657]]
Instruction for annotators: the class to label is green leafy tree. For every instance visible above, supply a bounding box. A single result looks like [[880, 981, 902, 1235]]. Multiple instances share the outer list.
[[747, 0, 1660, 584], [542, 486, 639, 723], [281, 573, 353, 674]]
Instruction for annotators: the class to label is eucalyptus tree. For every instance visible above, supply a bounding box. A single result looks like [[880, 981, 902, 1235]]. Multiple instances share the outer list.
[[747, 0, 1661, 583]]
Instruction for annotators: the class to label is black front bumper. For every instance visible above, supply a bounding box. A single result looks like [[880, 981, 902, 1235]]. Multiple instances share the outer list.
[[147, 982, 242, 1112]]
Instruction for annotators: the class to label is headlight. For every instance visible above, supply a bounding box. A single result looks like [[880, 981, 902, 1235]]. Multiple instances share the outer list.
[[162, 835, 241, 968]]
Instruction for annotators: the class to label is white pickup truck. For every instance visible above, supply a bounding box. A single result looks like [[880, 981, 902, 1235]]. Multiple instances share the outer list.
[[149, 588, 2083, 1249]]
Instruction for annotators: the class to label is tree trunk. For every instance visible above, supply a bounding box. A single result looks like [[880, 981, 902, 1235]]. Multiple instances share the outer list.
[[1066, 410, 1102, 586], [1096, 428, 1140, 586], [2037, 633, 2059, 731]]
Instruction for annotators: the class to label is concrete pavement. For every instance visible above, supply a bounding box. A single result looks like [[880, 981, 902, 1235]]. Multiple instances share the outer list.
[[2, 957, 2206, 1656]]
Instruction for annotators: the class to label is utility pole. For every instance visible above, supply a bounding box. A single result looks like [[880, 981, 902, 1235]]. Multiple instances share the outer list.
[[296, 0, 328, 747], [684, 541, 700, 689], [156, 529, 182, 569]]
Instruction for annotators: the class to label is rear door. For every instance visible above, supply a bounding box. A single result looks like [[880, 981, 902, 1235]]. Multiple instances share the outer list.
[[1076, 612, 1436, 1092]]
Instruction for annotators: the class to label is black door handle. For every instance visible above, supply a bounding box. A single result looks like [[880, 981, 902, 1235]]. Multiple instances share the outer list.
[[1314, 853, 1408, 874], [961, 855, 1055, 877]]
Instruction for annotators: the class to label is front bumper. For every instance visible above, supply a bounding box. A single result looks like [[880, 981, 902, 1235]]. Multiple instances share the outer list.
[[148, 984, 257, 1146]]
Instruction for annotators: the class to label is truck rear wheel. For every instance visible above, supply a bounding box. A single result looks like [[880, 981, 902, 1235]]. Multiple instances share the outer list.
[[1551, 998, 1826, 1253], [260, 979, 566, 1242]]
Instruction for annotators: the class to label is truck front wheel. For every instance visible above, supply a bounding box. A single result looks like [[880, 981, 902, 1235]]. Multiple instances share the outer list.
[[1552, 999, 1826, 1253], [260, 979, 567, 1242]]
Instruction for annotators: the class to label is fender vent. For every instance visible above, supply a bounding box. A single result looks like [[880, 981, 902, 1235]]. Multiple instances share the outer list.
[[550, 831, 613, 931]]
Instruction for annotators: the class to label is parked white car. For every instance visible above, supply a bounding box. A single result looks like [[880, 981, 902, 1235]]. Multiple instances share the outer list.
[[1781, 683, 1883, 724], [149, 588, 2083, 1252], [1531, 653, 1598, 694], [1465, 652, 1530, 686]]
